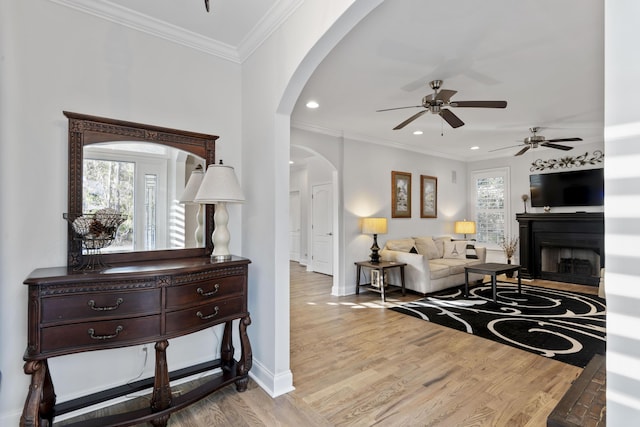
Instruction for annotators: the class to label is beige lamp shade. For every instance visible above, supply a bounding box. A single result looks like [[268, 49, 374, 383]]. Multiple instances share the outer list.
[[454, 220, 476, 235], [194, 164, 245, 204], [194, 163, 244, 261], [179, 165, 204, 204], [362, 217, 388, 235]]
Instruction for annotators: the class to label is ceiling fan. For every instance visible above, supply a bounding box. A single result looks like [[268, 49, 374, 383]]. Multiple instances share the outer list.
[[376, 79, 507, 130], [492, 127, 583, 156]]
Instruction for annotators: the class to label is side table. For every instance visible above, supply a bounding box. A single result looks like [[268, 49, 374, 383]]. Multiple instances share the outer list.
[[355, 260, 407, 302]]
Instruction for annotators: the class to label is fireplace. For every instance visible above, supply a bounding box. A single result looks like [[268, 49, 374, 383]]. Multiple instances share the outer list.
[[516, 213, 604, 286]]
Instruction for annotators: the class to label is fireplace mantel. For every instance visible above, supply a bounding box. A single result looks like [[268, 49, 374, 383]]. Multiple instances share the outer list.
[[516, 212, 604, 286]]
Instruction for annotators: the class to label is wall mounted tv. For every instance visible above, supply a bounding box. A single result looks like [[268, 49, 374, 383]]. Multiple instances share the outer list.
[[529, 168, 604, 207]]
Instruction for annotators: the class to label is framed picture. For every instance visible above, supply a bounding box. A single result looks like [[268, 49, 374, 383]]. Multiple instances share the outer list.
[[392, 171, 411, 218], [420, 175, 438, 218], [370, 270, 380, 288]]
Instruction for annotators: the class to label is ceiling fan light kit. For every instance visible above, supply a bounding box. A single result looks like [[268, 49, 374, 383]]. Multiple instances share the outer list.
[[377, 79, 507, 130]]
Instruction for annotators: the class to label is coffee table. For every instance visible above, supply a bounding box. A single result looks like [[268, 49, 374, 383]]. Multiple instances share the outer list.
[[464, 262, 521, 302]]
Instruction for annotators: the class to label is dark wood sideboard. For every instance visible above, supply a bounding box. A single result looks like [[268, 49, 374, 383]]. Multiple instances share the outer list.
[[20, 256, 252, 427]]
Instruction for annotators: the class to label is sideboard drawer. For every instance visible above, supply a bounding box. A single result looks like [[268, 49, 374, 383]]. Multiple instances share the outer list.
[[41, 289, 161, 324], [41, 315, 160, 353], [165, 297, 244, 334], [166, 275, 244, 309]]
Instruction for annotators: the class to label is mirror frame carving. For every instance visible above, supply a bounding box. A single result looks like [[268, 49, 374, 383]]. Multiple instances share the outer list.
[[64, 111, 217, 267]]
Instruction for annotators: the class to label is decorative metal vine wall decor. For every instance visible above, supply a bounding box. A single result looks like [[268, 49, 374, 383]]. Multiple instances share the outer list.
[[530, 150, 604, 172]]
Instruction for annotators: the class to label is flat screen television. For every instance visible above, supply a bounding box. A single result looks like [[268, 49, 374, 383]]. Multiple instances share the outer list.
[[529, 168, 604, 207]]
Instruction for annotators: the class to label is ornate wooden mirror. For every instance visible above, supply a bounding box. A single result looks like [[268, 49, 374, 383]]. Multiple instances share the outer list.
[[64, 111, 217, 267]]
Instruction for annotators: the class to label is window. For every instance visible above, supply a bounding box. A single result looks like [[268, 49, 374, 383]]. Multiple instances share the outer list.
[[83, 158, 134, 251], [470, 167, 511, 249], [83, 144, 169, 252]]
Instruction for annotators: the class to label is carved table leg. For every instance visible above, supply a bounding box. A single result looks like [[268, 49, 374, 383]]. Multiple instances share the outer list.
[[20, 359, 56, 427], [235, 315, 253, 392], [150, 340, 171, 427], [221, 321, 234, 372]]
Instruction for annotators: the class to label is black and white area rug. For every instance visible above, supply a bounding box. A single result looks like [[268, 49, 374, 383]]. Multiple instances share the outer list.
[[390, 283, 606, 368]]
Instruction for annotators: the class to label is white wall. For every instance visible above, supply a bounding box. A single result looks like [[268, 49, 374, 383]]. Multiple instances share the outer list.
[[467, 140, 605, 262], [604, 0, 640, 422], [0, 0, 242, 423], [240, 0, 381, 396], [291, 127, 469, 296]]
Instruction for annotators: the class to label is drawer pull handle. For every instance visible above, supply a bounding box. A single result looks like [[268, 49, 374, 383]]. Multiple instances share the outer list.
[[196, 307, 219, 320], [88, 298, 124, 311], [197, 284, 220, 297], [87, 325, 123, 340]]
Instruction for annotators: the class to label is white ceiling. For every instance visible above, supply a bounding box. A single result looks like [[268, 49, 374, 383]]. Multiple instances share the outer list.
[[64, 0, 604, 163]]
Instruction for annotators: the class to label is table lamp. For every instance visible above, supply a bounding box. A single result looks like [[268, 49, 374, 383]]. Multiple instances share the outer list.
[[454, 220, 476, 240], [194, 161, 245, 261], [362, 217, 387, 263]]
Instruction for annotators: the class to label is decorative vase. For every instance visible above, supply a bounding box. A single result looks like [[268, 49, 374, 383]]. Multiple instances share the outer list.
[[506, 258, 514, 278]]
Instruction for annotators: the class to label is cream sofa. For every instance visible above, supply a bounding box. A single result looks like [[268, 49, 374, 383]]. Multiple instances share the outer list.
[[379, 236, 486, 295]]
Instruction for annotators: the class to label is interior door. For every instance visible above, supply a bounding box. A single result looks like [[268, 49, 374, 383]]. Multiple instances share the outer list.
[[289, 190, 301, 262], [311, 183, 333, 275]]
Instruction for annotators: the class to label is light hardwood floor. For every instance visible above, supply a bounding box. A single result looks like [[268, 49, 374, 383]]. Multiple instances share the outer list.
[[58, 263, 599, 426]]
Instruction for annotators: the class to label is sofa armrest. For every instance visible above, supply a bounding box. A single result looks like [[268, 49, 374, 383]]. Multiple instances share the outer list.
[[379, 248, 431, 291]]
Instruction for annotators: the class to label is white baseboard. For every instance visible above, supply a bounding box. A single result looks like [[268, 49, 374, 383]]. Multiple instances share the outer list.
[[249, 359, 295, 397]]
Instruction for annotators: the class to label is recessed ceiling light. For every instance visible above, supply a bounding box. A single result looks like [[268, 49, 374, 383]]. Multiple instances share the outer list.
[[413, 130, 423, 135], [289, 160, 294, 165], [306, 101, 319, 109], [470, 146, 480, 150]]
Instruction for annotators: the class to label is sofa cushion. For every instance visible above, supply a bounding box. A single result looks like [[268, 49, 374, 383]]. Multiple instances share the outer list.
[[433, 236, 451, 258], [385, 238, 416, 252], [413, 236, 440, 260], [443, 240, 467, 259], [443, 240, 468, 260], [465, 241, 478, 259], [427, 261, 451, 280], [431, 258, 482, 275]]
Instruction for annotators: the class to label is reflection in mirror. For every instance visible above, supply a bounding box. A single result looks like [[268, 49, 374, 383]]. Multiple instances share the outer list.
[[83, 142, 206, 253], [64, 111, 217, 267]]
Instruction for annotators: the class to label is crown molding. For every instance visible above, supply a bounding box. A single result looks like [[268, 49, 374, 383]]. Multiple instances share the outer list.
[[49, 0, 240, 62], [49, 0, 304, 64], [237, 0, 304, 62], [292, 120, 464, 161]]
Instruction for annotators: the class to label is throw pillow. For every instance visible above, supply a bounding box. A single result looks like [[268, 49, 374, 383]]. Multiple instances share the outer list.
[[433, 236, 451, 258], [465, 241, 478, 259], [385, 238, 416, 253], [413, 236, 440, 259], [443, 240, 468, 260]]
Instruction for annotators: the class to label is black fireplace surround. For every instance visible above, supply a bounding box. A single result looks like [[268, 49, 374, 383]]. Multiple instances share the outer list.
[[516, 213, 604, 286]]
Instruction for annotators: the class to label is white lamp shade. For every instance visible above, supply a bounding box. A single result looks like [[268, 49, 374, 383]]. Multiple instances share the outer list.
[[362, 217, 388, 235], [178, 166, 204, 204], [454, 220, 476, 235], [194, 164, 245, 204]]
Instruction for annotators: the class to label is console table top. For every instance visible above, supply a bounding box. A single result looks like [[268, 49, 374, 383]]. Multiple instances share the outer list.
[[25, 255, 251, 284]]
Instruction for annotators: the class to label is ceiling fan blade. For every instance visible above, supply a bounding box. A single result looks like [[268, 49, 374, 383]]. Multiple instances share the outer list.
[[515, 146, 530, 156], [449, 100, 507, 108], [393, 110, 428, 130], [545, 137, 583, 143], [434, 89, 457, 103], [541, 142, 573, 151], [376, 105, 422, 112], [439, 108, 464, 128], [489, 144, 525, 152]]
